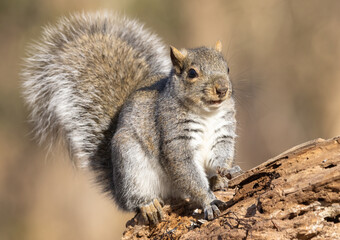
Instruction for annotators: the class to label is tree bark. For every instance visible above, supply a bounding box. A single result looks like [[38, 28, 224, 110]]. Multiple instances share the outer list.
[[123, 136, 340, 239]]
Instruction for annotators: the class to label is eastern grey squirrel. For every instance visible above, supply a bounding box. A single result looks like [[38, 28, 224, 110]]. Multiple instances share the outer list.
[[22, 11, 242, 224]]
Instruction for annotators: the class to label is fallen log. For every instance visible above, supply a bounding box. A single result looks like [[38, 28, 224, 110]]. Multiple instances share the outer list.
[[123, 136, 340, 239]]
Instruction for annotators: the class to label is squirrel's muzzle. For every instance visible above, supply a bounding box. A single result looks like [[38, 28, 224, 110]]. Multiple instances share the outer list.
[[216, 86, 228, 98], [214, 78, 229, 99]]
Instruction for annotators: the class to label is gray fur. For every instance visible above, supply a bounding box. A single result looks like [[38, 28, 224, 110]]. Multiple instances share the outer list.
[[22, 11, 170, 196], [22, 12, 236, 220]]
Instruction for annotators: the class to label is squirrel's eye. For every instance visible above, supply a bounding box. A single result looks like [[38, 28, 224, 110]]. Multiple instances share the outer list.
[[227, 67, 230, 74], [188, 68, 198, 78]]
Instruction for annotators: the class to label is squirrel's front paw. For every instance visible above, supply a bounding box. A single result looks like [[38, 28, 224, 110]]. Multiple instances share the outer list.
[[217, 165, 243, 179], [138, 199, 164, 225], [209, 175, 229, 191], [204, 199, 227, 220]]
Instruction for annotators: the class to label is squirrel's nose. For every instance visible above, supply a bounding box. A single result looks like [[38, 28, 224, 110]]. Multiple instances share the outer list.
[[216, 87, 228, 98]]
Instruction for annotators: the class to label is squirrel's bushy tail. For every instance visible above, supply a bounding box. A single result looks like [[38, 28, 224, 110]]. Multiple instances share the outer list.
[[22, 11, 171, 195]]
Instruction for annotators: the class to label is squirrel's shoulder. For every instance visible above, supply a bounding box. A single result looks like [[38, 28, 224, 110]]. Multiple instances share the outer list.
[[123, 74, 169, 110]]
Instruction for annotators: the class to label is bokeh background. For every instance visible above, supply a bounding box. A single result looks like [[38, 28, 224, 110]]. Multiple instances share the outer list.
[[1, 0, 340, 239]]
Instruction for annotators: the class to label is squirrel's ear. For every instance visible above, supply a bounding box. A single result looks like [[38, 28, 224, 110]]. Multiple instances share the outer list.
[[170, 46, 187, 74], [215, 40, 222, 53]]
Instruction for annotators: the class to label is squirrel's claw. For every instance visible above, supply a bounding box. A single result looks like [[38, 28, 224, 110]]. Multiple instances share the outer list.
[[139, 199, 164, 225], [204, 199, 227, 220]]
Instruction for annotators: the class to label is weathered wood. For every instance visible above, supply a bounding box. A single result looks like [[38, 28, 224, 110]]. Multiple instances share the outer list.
[[123, 137, 340, 239]]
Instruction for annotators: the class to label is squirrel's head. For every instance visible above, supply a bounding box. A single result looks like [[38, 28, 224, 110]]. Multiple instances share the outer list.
[[169, 41, 232, 112]]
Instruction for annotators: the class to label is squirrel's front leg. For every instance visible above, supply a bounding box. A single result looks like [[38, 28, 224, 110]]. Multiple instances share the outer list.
[[206, 134, 241, 191], [160, 136, 225, 220]]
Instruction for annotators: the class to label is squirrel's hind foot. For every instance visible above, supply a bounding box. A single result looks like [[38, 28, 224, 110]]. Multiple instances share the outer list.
[[138, 199, 164, 225]]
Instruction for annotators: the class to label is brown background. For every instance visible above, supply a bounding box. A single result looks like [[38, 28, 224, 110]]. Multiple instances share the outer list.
[[1, 0, 340, 239]]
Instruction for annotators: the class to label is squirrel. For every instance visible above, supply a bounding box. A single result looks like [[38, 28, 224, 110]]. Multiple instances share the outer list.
[[22, 11, 242, 225]]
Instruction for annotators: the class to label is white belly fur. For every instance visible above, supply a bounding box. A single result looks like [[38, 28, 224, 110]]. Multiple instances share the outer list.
[[189, 103, 235, 177]]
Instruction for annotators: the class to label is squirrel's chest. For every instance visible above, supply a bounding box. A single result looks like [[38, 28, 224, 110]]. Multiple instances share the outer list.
[[188, 110, 231, 166]]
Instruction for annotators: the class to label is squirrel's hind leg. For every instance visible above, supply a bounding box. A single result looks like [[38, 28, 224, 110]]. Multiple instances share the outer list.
[[112, 130, 169, 224]]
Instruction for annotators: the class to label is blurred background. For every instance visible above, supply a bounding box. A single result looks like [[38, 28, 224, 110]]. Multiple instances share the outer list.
[[1, 0, 340, 239]]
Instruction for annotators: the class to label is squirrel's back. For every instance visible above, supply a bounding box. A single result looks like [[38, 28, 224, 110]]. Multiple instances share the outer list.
[[22, 12, 171, 193]]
